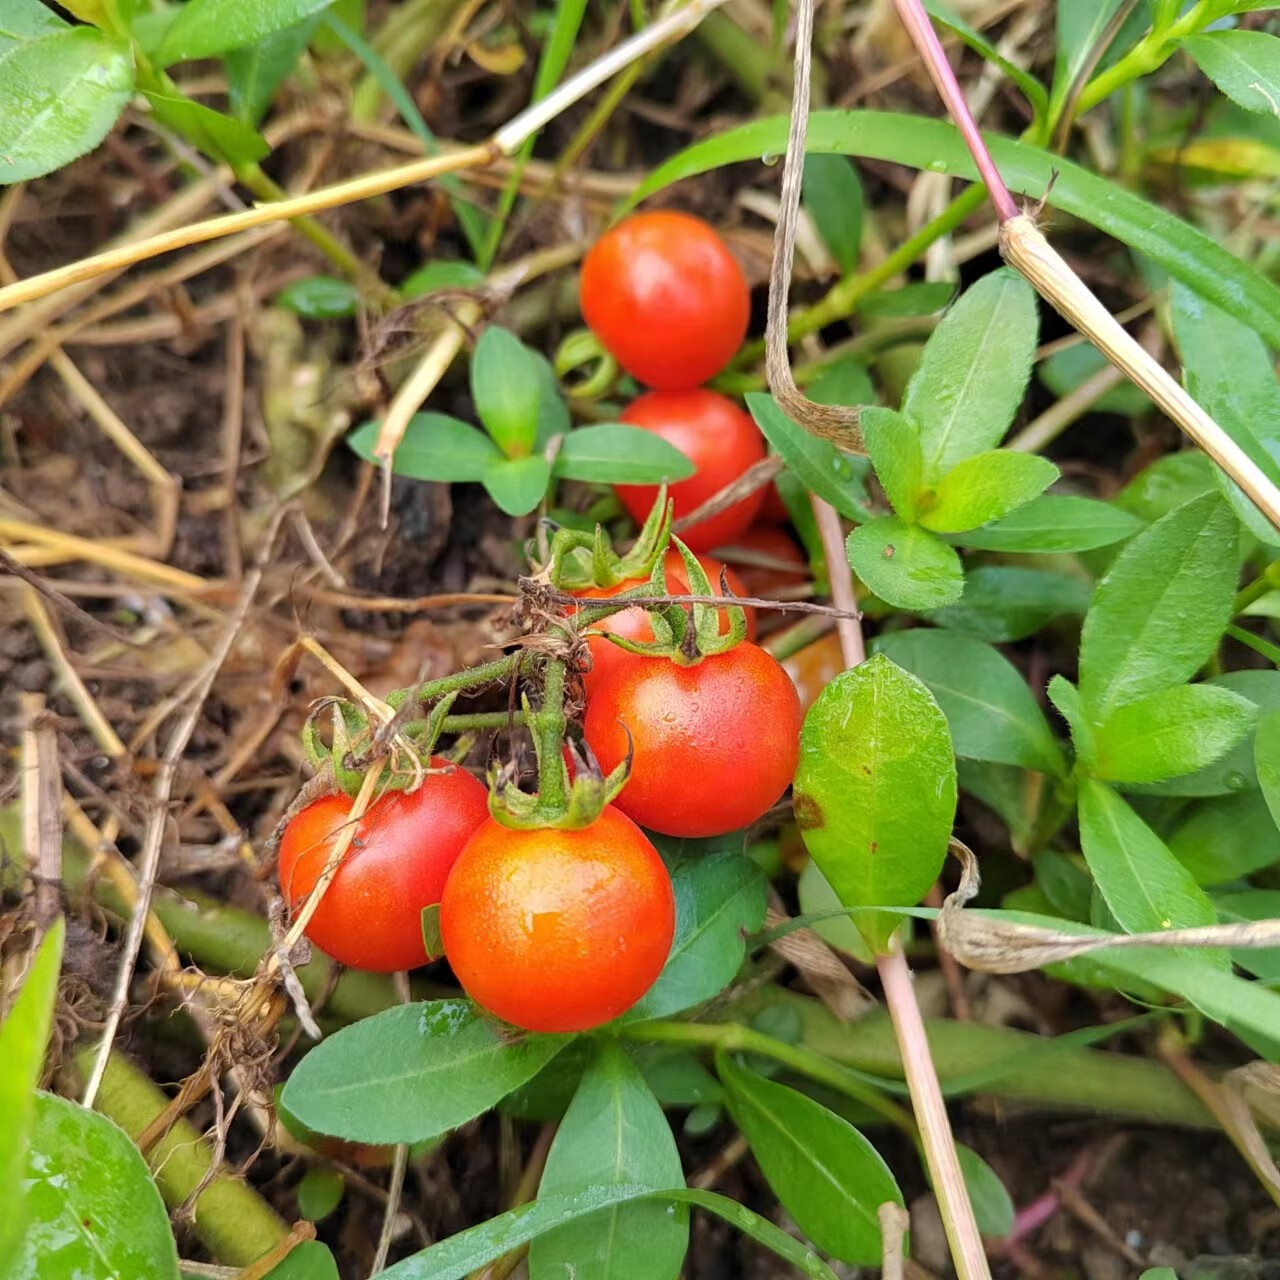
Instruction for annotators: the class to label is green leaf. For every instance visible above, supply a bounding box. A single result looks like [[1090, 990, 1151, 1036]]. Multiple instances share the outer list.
[[1078, 493, 1239, 722], [952, 494, 1143, 553], [1092, 685, 1258, 785], [1048, 676, 1096, 769], [297, 1167, 345, 1222], [1114, 450, 1216, 524], [858, 281, 956, 317], [956, 1145, 1015, 1239], [919, 450, 1058, 534], [795, 653, 957, 953], [847, 517, 965, 611], [1213, 889, 1280, 981], [275, 276, 359, 319], [347, 414, 500, 481], [717, 1054, 903, 1265], [1255, 709, 1280, 834], [874, 630, 1065, 776], [928, 565, 1090, 643], [530, 1045, 687, 1280], [1077, 780, 1221, 939], [796, 860, 875, 964], [801, 153, 863, 274], [0, 29, 133, 184], [1052, 0, 1131, 116], [1169, 790, 1280, 884], [624, 851, 766, 1022], [1183, 30, 1280, 118], [806, 354, 875, 407], [746, 393, 873, 523], [531, 351, 570, 448], [144, 91, 271, 165], [13, 1091, 180, 1280], [483, 455, 552, 516], [472, 327, 541, 459], [1040, 343, 1151, 417], [624, 111, 1280, 349], [923, 0, 1048, 118], [860, 406, 924, 520], [263, 1241, 340, 1280], [0, 0, 66, 53], [157, 0, 336, 64], [400, 261, 485, 297], [552, 424, 695, 485], [226, 17, 320, 123], [0, 920, 64, 1271], [280, 1001, 570, 1143]]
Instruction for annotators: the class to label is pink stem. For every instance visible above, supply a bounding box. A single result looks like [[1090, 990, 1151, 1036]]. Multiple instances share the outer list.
[[1007, 1149, 1092, 1245], [810, 496, 865, 668], [890, 0, 1021, 223]]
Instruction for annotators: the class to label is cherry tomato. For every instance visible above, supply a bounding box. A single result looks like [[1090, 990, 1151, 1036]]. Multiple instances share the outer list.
[[718, 525, 808, 600], [615, 390, 766, 551], [277, 760, 490, 973], [583, 641, 802, 837], [439, 807, 674, 1032], [579, 210, 750, 389], [573, 549, 755, 696], [781, 630, 846, 715], [758, 482, 792, 525]]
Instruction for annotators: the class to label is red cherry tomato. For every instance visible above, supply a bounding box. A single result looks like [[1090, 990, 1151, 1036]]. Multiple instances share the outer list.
[[758, 482, 792, 525], [718, 525, 808, 599], [439, 807, 674, 1032], [615, 390, 766, 551], [583, 641, 802, 837], [579, 210, 750, 389], [277, 760, 489, 973], [573, 549, 755, 696]]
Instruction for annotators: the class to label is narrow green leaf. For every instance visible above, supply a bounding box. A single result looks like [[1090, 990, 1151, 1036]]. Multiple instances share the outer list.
[[861, 406, 924, 521], [1040, 343, 1151, 417], [795, 653, 957, 953], [472, 327, 541, 458], [483, 455, 552, 516], [952, 494, 1143, 553], [1047, 675, 1096, 769], [1254, 709, 1280, 834], [1169, 790, 1280, 885], [1092, 685, 1258, 784], [801, 153, 863, 274], [400, 261, 485, 297], [1183, 30, 1280, 118], [857, 281, 956, 317], [847, 517, 965, 611], [262, 1240, 340, 1280], [718, 1054, 903, 1265], [225, 17, 320, 124], [929, 565, 1090, 643], [1213, 889, 1280, 981], [875, 630, 1065, 776], [532, 351, 570, 448], [552, 424, 695, 485], [806, 354, 876, 408], [923, 0, 1048, 118], [275, 276, 359, 319], [145, 91, 271, 165], [956, 1145, 1015, 1239], [347, 414, 500, 481], [1078, 492, 1239, 722], [530, 1045, 687, 1280], [297, 1167, 345, 1222], [281, 1001, 570, 1143], [796, 860, 875, 963], [158, 0, 336, 64], [919, 450, 1058, 534], [1052, 0, 1130, 116]]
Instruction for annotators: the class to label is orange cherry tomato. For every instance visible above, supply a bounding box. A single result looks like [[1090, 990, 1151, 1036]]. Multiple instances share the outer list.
[[614, 389, 766, 552], [781, 630, 846, 715], [583, 641, 802, 837], [579, 210, 750, 390], [277, 760, 489, 973], [439, 807, 674, 1032], [718, 525, 808, 599]]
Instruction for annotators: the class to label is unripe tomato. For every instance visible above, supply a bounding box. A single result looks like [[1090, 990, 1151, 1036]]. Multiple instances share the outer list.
[[583, 641, 802, 837], [718, 525, 808, 599], [579, 210, 750, 390], [573, 549, 755, 696], [439, 807, 674, 1032], [277, 759, 489, 973], [615, 390, 766, 551]]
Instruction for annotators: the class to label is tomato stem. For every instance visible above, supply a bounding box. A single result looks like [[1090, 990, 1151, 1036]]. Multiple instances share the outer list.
[[532, 658, 571, 813], [385, 653, 524, 712]]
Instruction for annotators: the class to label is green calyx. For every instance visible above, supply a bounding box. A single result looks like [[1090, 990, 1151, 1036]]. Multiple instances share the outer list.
[[536, 487, 673, 592]]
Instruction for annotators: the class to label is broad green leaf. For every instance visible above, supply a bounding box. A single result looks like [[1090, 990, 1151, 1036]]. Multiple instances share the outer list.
[[746, 393, 873, 523], [624, 111, 1280, 349], [717, 1054, 903, 1265], [552, 424, 695, 485], [263, 1241, 340, 1280], [875, 630, 1065, 776], [1092, 685, 1257, 784], [472, 327, 541, 459], [847, 517, 965, 611], [929, 565, 1090, 643], [347, 414, 500, 481], [0, 921, 64, 1270], [953, 494, 1143, 553], [1077, 780, 1221, 940], [1034, 850, 1094, 923], [801, 153, 863, 274], [923, 0, 1048, 118], [226, 17, 320, 123], [1213, 890, 1280, 981], [145, 92, 270, 165], [281, 1001, 570, 1143], [1256, 710, 1280, 833], [902, 269, 1040, 477], [624, 851, 766, 1021], [1113, 450, 1215, 524], [1078, 493, 1239, 722], [530, 1045, 686, 1280], [275, 277, 359, 319], [919, 451, 1058, 534], [296, 1167, 345, 1222], [857, 281, 955, 318], [0, 0, 65, 53], [1184, 31, 1280, 118], [400, 261, 486, 297], [1169, 790, 1280, 884], [795, 654, 957, 953], [1048, 675, 1096, 768], [13, 1091, 180, 1280], [956, 1145, 1015, 1239], [1040, 343, 1151, 417], [158, 0, 336, 64], [0, 29, 133, 183], [860, 406, 924, 520], [631, 1047, 723, 1107], [796, 860, 875, 964], [531, 351, 570, 447], [483, 455, 551, 515]]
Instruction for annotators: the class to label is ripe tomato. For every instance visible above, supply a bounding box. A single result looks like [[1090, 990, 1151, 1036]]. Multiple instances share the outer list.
[[439, 807, 674, 1032], [718, 525, 808, 599], [758, 482, 792, 525], [781, 630, 846, 715], [277, 760, 489, 973], [615, 389, 766, 551], [573, 548, 755, 696], [579, 210, 750, 390], [583, 641, 802, 837]]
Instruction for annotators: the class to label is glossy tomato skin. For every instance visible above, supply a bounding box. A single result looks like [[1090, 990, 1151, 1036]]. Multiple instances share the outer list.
[[574, 549, 755, 697], [439, 807, 674, 1033], [584, 641, 802, 837], [580, 211, 750, 390], [277, 759, 489, 973], [615, 390, 766, 551]]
